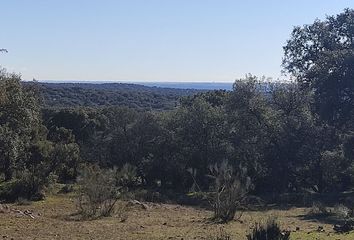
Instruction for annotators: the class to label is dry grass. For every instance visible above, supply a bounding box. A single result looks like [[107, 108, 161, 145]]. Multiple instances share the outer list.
[[1, 194, 354, 240]]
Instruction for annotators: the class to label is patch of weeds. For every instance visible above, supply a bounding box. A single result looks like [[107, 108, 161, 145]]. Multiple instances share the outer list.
[[247, 217, 290, 240], [207, 228, 232, 240], [57, 184, 74, 194], [15, 197, 31, 206], [333, 204, 352, 219], [308, 201, 330, 217]]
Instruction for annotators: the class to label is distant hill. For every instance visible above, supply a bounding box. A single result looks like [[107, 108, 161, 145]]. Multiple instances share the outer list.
[[135, 82, 233, 90], [31, 82, 204, 110]]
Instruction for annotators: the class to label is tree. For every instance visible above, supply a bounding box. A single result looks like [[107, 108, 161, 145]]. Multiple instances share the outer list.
[[173, 96, 229, 189], [0, 68, 61, 200], [226, 76, 274, 188], [49, 127, 80, 182], [283, 9, 354, 127], [0, 69, 41, 181], [265, 83, 316, 192]]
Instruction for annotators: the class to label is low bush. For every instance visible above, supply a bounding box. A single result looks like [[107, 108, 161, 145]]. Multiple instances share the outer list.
[[76, 164, 137, 219], [308, 201, 329, 216], [0, 172, 46, 202], [57, 184, 75, 194], [76, 165, 119, 218], [333, 204, 352, 219], [0, 180, 27, 202], [247, 218, 290, 240], [208, 161, 251, 223]]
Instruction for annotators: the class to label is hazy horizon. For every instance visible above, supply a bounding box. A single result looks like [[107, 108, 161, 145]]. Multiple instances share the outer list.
[[2, 1, 354, 82], [34, 79, 235, 83], [33, 80, 235, 90]]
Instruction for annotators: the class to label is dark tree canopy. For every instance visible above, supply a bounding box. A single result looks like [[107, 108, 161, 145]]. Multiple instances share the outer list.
[[283, 9, 354, 126]]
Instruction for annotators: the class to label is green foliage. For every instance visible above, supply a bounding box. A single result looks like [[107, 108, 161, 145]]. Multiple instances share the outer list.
[[38, 73, 354, 199], [115, 163, 138, 188], [36, 82, 201, 110], [0, 69, 41, 181], [283, 9, 354, 127], [0, 179, 28, 202], [0, 68, 51, 201], [52, 142, 80, 182], [0, 172, 45, 202], [174, 95, 229, 189], [0, 68, 82, 202]]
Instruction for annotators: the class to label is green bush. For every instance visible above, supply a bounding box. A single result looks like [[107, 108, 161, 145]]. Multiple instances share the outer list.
[[0, 180, 25, 202], [0, 174, 45, 202]]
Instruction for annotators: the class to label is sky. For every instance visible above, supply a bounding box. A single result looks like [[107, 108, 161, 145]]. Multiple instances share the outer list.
[[1, 1, 354, 82]]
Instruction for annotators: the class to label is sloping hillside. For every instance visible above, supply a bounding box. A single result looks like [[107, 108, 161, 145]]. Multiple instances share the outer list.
[[31, 82, 203, 110]]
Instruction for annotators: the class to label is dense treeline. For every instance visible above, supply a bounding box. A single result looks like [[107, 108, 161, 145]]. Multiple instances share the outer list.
[[1, 9, 354, 203], [34, 82, 202, 110], [41, 78, 353, 197]]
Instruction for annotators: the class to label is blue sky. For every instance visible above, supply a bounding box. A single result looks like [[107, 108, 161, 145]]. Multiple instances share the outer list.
[[1, 1, 354, 82]]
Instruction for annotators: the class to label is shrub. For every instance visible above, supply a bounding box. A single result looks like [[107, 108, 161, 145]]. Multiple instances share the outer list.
[[18, 169, 47, 201], [115, 163, 138, 189], [57, 184, 74, 194], [76, 164, 136, 219], [0, 171, 46, 202], [0, 179, 27, 202], [208, 161, 251, 223], [308, 201, 329, 216], [333, 204, 352, 219], [76, 165, 119, 218], [247, 218, 290, 240]]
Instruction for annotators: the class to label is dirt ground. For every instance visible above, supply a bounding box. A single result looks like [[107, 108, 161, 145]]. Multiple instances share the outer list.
[[1, 194, 354, 240]]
